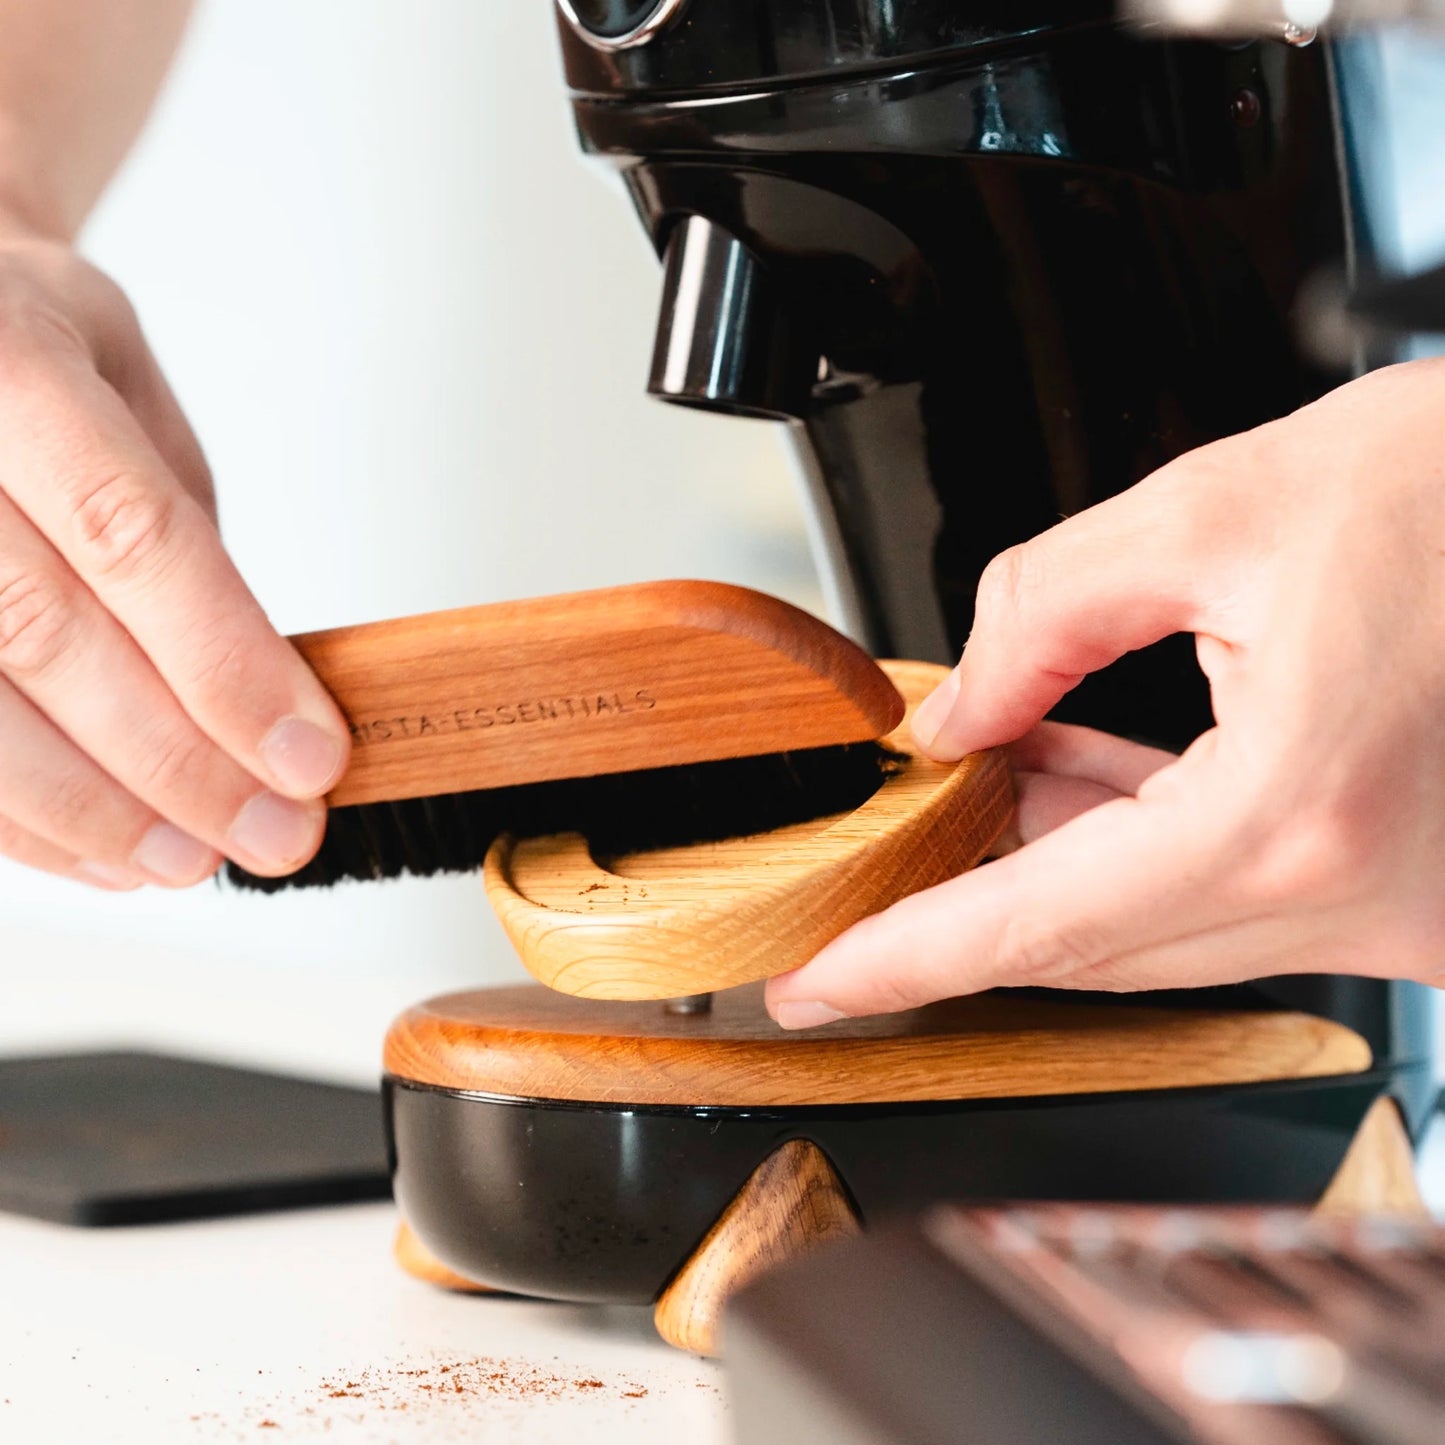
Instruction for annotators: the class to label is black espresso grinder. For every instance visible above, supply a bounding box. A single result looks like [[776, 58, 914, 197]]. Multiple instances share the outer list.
[[376, 2, 1437, 1357], [551, 1, 1435, 1134]]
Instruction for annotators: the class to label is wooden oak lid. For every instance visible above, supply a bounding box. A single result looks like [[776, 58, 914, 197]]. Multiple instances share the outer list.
[[382, 984, 1373, 1108], [483, 661, 1014, 1000]]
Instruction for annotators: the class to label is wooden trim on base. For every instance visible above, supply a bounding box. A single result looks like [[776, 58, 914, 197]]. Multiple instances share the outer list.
[[1314, 1096, 1428, 1220], [393, 1219, 499, 1294], [654, 1139, 860, 1356]]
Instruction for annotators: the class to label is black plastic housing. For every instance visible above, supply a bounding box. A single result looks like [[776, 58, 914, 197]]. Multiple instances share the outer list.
[[386, 1069, 1404, 1305]]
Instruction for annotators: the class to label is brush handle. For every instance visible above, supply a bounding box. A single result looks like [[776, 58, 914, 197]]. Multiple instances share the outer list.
[[291, 581, 904, 808]]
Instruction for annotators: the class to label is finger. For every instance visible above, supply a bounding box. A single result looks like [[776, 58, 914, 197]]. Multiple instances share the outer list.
[[0, 332, 349, 800], [992, 725, 1179, 850], [911, 481, 1208, 760], [0, 673, 200, 883], [1012, 770, 1122, 842], [766, 758, 1237, 1025], [0, 810, 140, 891], [45, 262, 218, 522], [105, 330, 217, 522], [1016, 904, 1358, 994], [0, 492, 324, 877], [1008, 722, 1177, 796]]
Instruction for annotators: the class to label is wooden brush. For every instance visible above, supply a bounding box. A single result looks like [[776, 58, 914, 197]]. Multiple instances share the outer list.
[[226, 580, 908, 891]]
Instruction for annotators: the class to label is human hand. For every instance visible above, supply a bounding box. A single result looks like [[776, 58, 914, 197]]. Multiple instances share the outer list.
[[0, 222, 350, 889], [767, 356, 1445, 1027]]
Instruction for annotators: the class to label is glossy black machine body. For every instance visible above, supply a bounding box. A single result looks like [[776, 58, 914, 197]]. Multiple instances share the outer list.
[[387, 1069, 1388, 1304], [553, 3, 1434, 1126]]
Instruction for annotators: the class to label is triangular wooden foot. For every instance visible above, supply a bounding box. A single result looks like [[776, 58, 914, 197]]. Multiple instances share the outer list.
[[393, 1218, 499, 1293], [654, 1138, 860, 1356], [1314, 1096, 1428, 1219]]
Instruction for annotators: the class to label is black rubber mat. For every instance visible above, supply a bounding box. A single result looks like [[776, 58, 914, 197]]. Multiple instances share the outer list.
[[0, 1050, 391, 1225]]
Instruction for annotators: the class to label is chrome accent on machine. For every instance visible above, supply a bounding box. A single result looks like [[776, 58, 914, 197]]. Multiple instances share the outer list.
[[556, 0, 688, 52]]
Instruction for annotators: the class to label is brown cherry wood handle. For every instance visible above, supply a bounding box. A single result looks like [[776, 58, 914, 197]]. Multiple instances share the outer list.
[[291, 580, 904, 808]]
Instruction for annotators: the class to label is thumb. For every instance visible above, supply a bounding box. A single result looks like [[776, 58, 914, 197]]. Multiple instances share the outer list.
[[912, 482, 1210, 760], [764, 750, 1232, 1025]]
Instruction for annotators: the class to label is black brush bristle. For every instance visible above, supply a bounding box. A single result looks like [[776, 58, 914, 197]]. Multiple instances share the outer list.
[[226, 743, 908, 893]]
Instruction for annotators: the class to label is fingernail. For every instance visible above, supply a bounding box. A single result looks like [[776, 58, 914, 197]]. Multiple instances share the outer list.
[[228, 792, 324, 872], [772, 1001, 848, 1031], [76, 861, 143, 891], [133, 823, 220, 885], [911, 669, 963, 757], [259, 716, 345, 797]]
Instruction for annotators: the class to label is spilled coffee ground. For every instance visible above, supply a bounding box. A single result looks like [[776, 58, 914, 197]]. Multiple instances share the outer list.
[[317, 1359, 644, 1405], [186, 1354, 721, 1440]]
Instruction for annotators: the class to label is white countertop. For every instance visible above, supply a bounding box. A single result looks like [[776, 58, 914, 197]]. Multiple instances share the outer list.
[[0, 892, 1439, 1444], [0, 1201, 727, 1444], [0, 892, 731, 1445], [1, 1140, 1439, 1445]]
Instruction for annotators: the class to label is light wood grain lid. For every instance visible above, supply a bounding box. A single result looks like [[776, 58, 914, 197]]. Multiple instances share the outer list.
[[482, 660, 1014, 999]]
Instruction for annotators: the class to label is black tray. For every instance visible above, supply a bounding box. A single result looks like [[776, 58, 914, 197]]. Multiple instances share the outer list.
[[0, 1050, 391, 1225]]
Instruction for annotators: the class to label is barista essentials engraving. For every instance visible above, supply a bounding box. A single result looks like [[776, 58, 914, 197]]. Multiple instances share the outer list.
[[348, 690, 657, 745]]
